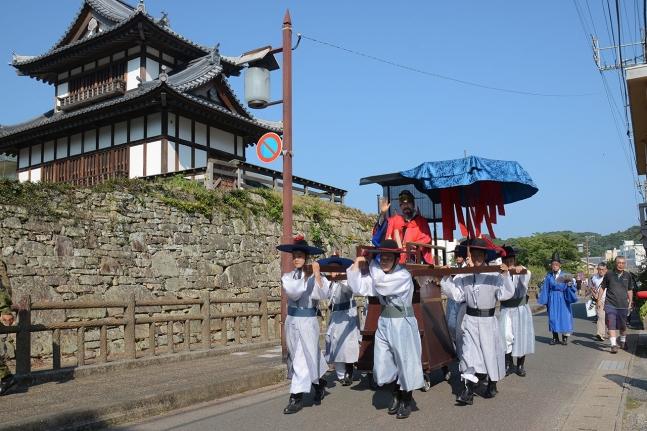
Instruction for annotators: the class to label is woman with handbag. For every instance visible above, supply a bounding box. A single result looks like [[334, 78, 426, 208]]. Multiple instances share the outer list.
[[538, 252, 578, 345]]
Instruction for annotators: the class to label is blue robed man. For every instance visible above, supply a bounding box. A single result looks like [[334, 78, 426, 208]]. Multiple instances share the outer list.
[[538, 252, 578, 345]]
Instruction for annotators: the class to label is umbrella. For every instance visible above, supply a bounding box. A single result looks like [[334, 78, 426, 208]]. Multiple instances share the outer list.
[[398, 156, 538, 241]]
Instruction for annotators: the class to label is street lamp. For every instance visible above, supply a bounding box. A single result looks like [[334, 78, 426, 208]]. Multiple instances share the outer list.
[[243, 11, 295, 361]]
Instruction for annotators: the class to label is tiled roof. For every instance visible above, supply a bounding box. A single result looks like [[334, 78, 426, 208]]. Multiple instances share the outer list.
[[0, 53, 282, 141]]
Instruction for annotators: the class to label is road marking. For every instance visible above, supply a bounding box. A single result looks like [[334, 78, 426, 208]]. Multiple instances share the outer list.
[[230, 352, 249, 356], [257, 354, 280, 358], [598, 360, 626, 370]]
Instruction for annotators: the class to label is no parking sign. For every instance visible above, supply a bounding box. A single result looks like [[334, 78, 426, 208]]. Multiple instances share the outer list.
[[256, 132, 283, 163]]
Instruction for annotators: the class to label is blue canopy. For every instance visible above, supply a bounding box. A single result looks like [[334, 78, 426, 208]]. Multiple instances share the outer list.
[[399, 156, 538, 205]]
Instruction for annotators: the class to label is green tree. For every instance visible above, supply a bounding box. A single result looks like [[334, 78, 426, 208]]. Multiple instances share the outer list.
[[504, 233, 582, 287]]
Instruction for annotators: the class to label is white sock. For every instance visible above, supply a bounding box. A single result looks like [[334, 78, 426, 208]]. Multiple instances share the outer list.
[[619, 335, 626, 343], [610, 336, 617, 346], [334, 362, 345, 379]]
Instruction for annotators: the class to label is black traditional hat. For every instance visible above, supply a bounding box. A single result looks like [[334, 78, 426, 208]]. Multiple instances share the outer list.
[[450, 240, 469, 258], [317, 256, 354, 269], [398, 190, 415, 203], [549, 251, 561, 264], [501, 244, 521, 258], [454, 238, 501, 262], [276, 235, 324, 256], [364, 239, 405, 255]]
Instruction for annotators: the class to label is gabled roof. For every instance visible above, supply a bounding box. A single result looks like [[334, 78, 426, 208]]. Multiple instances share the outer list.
[[0, 51, 282, 149], [51, 0, 136, 50], [11, 2, 243, 83]]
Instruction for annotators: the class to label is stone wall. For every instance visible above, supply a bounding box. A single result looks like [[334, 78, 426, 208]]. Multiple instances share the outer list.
[[0, 181, 373, 364]]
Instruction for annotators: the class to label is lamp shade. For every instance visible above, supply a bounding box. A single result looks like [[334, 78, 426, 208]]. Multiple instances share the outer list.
[[244, 67, 270, 108]]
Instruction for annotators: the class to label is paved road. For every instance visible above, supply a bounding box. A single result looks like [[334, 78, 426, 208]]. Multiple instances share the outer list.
[[114, 303, 617, 431]]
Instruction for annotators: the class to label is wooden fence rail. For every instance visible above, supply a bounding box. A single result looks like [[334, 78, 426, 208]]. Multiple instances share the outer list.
[[0, 292, 284, 376]]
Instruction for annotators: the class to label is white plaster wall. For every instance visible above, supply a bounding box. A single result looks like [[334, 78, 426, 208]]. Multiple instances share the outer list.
[[19, 148, 29, 168], [130, 116, 144, 141], [167, 113, 177, 137], [147, 113, 162, 137], [70, 133, 83, 156], [84, 129, 97, 152], [167, 141, 176, 173], [31, 144, 42, 165], [209, 127, 235, 153], [178, 144, 191, 170], [195, 121, 207, 146], [114, 121, 127, 145], [127, 57, 140, 91], [195, 148, 206, 169], [179, 116, 191, 141], [30, 168, 41, 183], [129, 144, 144, 178], [56, 82, 69, 110], [18, 171, 29, 183], [56, 138, 67, 160], [99, 125, 111, 149], [146, 57, 159, 81], [43, 141, 55, 163], [146, 140, 162, 176]]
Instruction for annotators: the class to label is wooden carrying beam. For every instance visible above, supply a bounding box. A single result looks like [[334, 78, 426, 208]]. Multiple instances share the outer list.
[[308, 263, 527, 280]]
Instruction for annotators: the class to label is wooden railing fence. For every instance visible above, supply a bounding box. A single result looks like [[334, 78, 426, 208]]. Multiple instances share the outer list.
[[0, 292, 282, 376]]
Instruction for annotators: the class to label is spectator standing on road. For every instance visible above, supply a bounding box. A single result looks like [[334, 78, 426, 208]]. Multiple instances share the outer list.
[[600, 256, 634, 353], [538, 252, 578, 346], [590, 263, 608, 341]]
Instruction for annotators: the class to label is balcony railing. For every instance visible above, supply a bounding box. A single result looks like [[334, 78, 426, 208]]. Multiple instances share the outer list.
[[59, 78, 127, 111]]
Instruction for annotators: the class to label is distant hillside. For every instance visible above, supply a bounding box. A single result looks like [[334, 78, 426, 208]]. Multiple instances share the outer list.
[[502, 226, 641, 257]]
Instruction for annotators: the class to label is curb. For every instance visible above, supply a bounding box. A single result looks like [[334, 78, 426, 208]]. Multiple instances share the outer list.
[[614, 330, 647, 431], [24, 341, 280, 385], [3, 364, 287, 431]]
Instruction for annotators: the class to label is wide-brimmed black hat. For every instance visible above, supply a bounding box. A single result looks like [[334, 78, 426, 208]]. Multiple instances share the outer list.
[[276, 235, 324, 256], [450, 240, 469, 258], [549, 251, 561, 264], [501, 244, 521, 258], [455, 238, 501, 262], [317, 256, 354, 269], [364, 239, 405, 254]]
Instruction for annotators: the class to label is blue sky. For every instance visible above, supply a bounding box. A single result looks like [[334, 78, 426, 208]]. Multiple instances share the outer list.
[[0, 1, 641, 238]]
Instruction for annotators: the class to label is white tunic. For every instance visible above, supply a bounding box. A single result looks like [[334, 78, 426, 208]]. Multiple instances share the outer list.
[[281, 269, 330, 394], [498, 271, 535, 357], [441, 271, 515, 382], [346, 262, 424, 392], [325, 280, 360, 364]]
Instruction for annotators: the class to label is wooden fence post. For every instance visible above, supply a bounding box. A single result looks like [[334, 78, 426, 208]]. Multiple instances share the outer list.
[[125, 293, 136, 360], [201, 292, 211, 350], [15, 295, 32, 377], [260, 291, 268, 341]]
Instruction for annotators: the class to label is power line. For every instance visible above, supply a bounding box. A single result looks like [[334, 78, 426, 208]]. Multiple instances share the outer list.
[[298, 34, 596, 98]]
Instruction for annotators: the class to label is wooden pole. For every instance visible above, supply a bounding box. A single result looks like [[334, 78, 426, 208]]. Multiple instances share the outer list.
[[280, 9, 293, 362]]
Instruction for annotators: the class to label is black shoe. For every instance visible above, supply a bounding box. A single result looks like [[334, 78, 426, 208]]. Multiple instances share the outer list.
[[456, 382, 474, 405], [0, 374, 16, 396], [561, 336, 568, 346], [313, 378, 326, 404], [550, 338, 559, 345], [388, 386, 401, 415], [505, 353, 514, 376], [516, 356, 526, 377], [396, 391, 413, 419], [483, 380, 498, 399], [342, 373, 352, 386], [283, 394, 303, 414]]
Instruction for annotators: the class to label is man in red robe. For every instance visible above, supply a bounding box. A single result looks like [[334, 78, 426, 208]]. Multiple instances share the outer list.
[[386, 190, 433, 264]]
